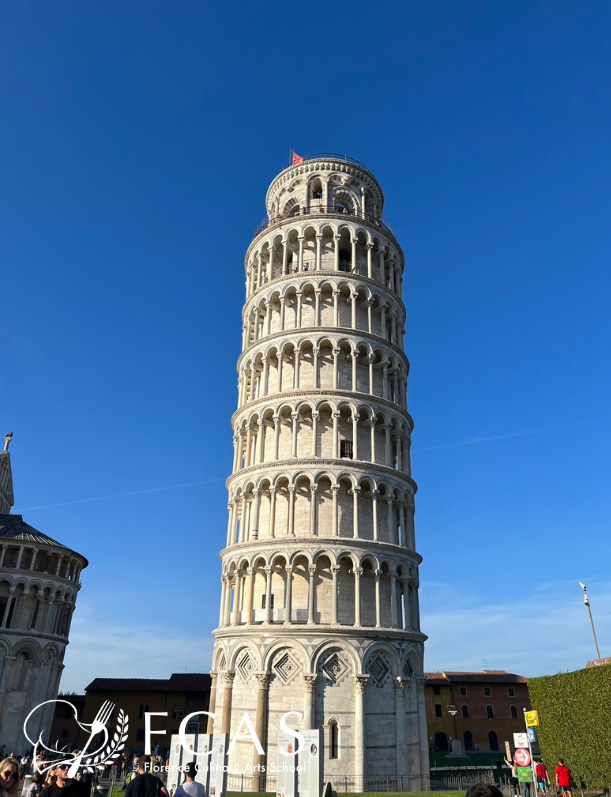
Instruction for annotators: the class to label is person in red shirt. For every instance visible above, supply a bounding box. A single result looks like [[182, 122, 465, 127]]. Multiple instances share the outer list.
[[555, 759, 572, 797], [535, 761, 549, 795]]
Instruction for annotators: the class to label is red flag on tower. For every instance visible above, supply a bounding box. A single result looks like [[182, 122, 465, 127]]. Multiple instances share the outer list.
[[292, 151, 306, 164]]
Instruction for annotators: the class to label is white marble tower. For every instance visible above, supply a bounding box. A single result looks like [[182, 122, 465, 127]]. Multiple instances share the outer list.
[[210, 155, 429, 790]]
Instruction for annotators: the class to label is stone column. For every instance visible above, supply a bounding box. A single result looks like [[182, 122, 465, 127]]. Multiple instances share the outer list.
[[354, 675, 370, 791], [307, 565, 316, 624], [352, 486, 361, 538], [231, 574, 242, 625], [263, 566, 273, 624], [273, 414, 280, 459], [311, 411, 319, 456], [303, 674, 317, 728], [206, 672, 218, 733], [332, 348, 340, 389], [251, 490, 261, 540], [352, 414, 359, 459], [291, 412, 299, 456], [351, 238, 357, 273], [220, 672, 235, 734], [245, 568, 255, 624], [284, 565, 293, 624], [315, 235, 322, 270], [366, 242, 373, 279], [269, 487, 276, 538], [354, 568, 362, 626], [351, 291, 357, 328], [417, 677, 429, 781], [332, 485, 340, 536], [334, 234, 340, 271], [313, 349, 320, 389], [394, 678, 408, 776], [374, 569, 382, 627], [219, 577, 227, 626], [390, 575, 399, 628], [331, 566, 340, 625], [406, 505, 415, 550], [372, 490, 379, 541], [386, 496, 394, 541], [332, 411, 340, 455], [333, 290, 340, 326], [309, 485, 317, 537], [287, 487, 295, 536], [254, 673, 271, 787]]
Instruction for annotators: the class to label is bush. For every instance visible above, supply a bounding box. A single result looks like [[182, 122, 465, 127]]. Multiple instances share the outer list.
[[528, 663, 611, 788]]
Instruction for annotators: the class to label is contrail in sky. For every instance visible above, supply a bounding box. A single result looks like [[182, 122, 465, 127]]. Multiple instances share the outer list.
[[16, 478, 224, 512], [414, 417, 609, 454], [414, 430, 536, 452]]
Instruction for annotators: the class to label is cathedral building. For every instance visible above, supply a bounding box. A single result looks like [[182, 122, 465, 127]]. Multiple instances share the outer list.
[[0, 434, 87, 752], [210, 155, 429, 790]]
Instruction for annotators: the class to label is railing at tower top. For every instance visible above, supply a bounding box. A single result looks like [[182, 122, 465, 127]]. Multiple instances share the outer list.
[[253, 204, 396, 239]]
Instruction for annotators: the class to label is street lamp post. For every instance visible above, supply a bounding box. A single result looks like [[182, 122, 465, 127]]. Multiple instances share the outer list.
[[579, 582, 601, 660]]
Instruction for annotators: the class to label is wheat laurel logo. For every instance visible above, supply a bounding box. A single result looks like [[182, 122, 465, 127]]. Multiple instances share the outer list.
[[24, 699, 129, 774]]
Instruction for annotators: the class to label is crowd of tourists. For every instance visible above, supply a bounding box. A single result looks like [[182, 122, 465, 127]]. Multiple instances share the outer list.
[[0, 751, 207, 797]]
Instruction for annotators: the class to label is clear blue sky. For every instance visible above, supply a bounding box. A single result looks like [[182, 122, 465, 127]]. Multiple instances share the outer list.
[[2, 1, 610, 690]]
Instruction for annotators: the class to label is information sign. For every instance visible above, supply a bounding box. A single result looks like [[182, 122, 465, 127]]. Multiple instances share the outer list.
[[514, 748, 531, 767], [298, 730, 322, 797], [504, 741, 511, 762], [525, 710, 539, 727], [194, 733, 211, 792], [277, 730, 297, 797], [208, 733, 228, 797], [518, 766, 533, 783], [527, 727, 537, 744], [513, 732, 528, 749]]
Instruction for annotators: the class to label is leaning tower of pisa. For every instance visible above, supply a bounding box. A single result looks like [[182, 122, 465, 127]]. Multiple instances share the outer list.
[[210, 155, 429, 790]]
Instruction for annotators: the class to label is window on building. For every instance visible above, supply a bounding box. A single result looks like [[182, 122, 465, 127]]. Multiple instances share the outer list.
[[172, 705, 183, 720], [434, 704, 443, 718], [136, 729, 145, 742], [489, 730, 499, 752], [459, 686, 468, 696], [338, 250, 351, 271], [185, 720, 200, 733], [486, 704, 494, 718], [329, 721, 339, 759], [138, 705, 149, 720], [340, 440, 353, 459], [508, 687, 516, 697], [432, 686, 441, 696], [510, 705, 518, 719], [261, 594, 275, 609], [462, 704, 469, 718], [464, 730, 473, 751], [483, 687, 492, 697]]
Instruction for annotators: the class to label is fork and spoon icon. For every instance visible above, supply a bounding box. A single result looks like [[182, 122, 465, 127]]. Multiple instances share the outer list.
[[66, 700, 116, 778]]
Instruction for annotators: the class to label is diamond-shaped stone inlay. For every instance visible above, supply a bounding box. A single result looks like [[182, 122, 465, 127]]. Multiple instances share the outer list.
[[368, 653, 391, 687], [403, 657, 414, 681], [273, 651, 301, 684], [237, 651, 255, 682], [320, 652, 349, 684]]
